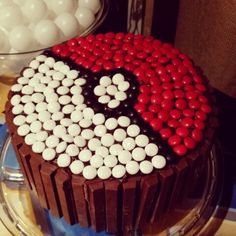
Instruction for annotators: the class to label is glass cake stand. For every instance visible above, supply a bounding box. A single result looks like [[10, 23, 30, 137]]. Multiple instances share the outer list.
[[0, 124, 223, 236]]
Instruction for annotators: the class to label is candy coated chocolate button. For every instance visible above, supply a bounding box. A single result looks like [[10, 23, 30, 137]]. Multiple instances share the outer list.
[[70, 160, 84, 174], [170, 109, 181, 119], [101, 134, 115, 147], [97, 166, 111, 180], [168, 135, 181, 146], [57, 154, 71, 167], [126, 161, 139, 175], [176, 126, 189, 137], [112, 165, 126, 178], [42, 148, 56, 161], [83, 166, 97, 180], [181, 117, 194, 128], [160, 128, 172, 139], [184, 137, 196, 149], [173, 144, 187, 156], [175, 99, 187, 110], [122, 137, 136, 151], [152, 155, 166, 169], [104, 155, 118, 167], [132, 147, 146, 161], [158, 110, 169, 122], [118, 150, 132, 164], [150, 118, 163, 131], [140, 160, 153, 174], [192, 129, 203, 141]]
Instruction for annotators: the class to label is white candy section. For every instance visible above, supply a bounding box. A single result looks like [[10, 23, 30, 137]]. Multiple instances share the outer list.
[[0, 0, 101, 53], [11, 54, 166, 180], [94, 73, 129, 109]]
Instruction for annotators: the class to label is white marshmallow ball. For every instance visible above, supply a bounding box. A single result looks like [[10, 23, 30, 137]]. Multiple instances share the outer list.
[[75, 7, 95, 28], [51, 0, 77, 15]]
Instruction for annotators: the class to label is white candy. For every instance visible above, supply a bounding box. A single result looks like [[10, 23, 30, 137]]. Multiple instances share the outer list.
[[43, 120, 56, 131], [97, 166, 111, 180], [78, 0, 100, 13], [90, 155, 103, 168], [83, 107, 94, 119], [26, 113, 38, 123], [94, 125, 107, 137], [32, 141, 45, 153], [118, 116, 130, 127], [104, 155, 118, 168], [106, 85, 117, 96], [105, 118, 118, 130], [127, 124, 140, 137], [22, 85, 34, 95], [151, 155, 166, 169], [34, 20, 59, 46], [109, 144, 123, 156], [135, 134, 149, 147], [42, 148, 56, 161], [30, 120, 42, 133], [44, 87, 55, 96], [36, 131, 48, 142], [34, 72, 44, 79], [36, 102, 47, 112], [63, 134, 74, 143], [17, 77, 29, 85], [59, 95, 71, 105], [62, 78, 74, 87], [83, 165, 97, 180], [70, 160, 84, 174], [81, 129, 94, 139], [112, 73, 125, 85], [79, 149, 92, 162], [140, 160, 153, 174], [88, 138, 101, 151], [60, 118, 72, 127], [11, 84, 22, 92], [67, 70, 79, 79], [108, 99, 120, 109], [46, 135, 59, 148], [100, 76, 112, 87], [118, 150, 132, 164], [29, 78, 40, 87], [126, 161, 139, 175], [118, 81, 130, 91], [96, 146, 109, 158], [38, 64, 49, 74], [71, 110, 83, 122], [57, 154, 71, 167], [52, 111, 64, 121], [75, 7, 95, 28], [101, 134, 114, 147], [45, 57, 55, 67], [34, 84, 46, 92], [98, 95, 110, 104], [13, 115, 26, 126], [59, 65, 70, 74], [94, 85, 106, 96], [62, 104, 75, 114], [25, 133, 36, 145], [74, 136, 86, 147], [56, 142, 67, 153], [79, 119, 92, 128], [112, 165, 126, 178], [47, 102, 61, 113], [75, 78, 86, 86], [57, 86, 69, 95], [51, 0, 76, 14], [66, 144, 79, 156], [145, 143, 159, 157], [40, 76, 52, 84], [21, 95, 31, 104], [12, 104, 23, 115], [32, 93, 44, 103], [53, 61, 64, 70], [76, 104, 87, 111], [55, 12, 78, 38], [70, 85, 82, 94], [68, 124, 81, 136], [23, 102, 35, 115], [53, 125, 67, 137], [45, 93, 58, 103], [122, 137, 135, 151], [36, 55, 47, 62], [115, 91, 127, 101], [132, 147, 146, 161], [92, 113, 105, 125], [71, 94, 84, 105], [113, 128, 127, 142], [11, 95, 21, 106], [23, 68, 35, 78]]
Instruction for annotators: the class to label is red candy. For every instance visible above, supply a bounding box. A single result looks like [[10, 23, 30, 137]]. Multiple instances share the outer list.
[[184, 137, 196, 149], [192, 129, 203, 141], [176, 126, 189, 137], [175, 99, 187, 110], [160, 128, 172, 139], [158, 110, 170, 122], [150, 119, 163, 131], [173, 144, 187, 156], [168, 135, 181, 146], [170, 109, 182, 119], [181, 117, 194, 128]]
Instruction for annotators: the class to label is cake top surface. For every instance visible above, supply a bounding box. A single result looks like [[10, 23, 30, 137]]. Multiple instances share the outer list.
[[9, 32, 213, 180]]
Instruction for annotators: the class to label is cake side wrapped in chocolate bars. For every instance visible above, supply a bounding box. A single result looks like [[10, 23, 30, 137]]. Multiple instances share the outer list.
[[5, 32, 217, 234]]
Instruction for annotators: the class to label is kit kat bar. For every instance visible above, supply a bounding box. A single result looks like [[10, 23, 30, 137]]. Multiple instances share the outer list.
[[72, 175, 90, 227], [135, 174, 159, 229], [87, 180, 106, 232], [166, 159, 189, 212], [41, 162, 62, 217], [104, 180, 120, 234], [122, 177, 140, 232], [150, 169, 174, 223], [29, 153, 48, 209], [55, 169, 77, 225]]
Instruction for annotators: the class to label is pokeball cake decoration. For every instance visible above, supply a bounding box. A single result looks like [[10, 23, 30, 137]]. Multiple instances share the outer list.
[[10, 52, 169, 180]]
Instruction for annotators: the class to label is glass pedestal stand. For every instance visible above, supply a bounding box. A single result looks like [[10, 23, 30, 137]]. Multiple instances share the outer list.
[[0, 125, 223, 236]]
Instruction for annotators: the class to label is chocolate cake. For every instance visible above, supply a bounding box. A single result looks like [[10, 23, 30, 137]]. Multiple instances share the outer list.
[[5, 33, 217, 234]]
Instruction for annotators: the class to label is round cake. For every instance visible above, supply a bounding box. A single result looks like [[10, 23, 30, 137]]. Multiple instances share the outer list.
[[5, 32, 217, 234]]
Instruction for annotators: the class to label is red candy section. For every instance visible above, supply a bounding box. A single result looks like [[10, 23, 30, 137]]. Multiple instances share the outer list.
[[52, 33, 212, 156]]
